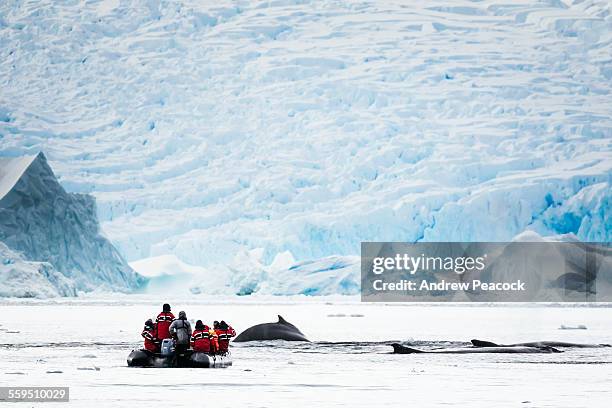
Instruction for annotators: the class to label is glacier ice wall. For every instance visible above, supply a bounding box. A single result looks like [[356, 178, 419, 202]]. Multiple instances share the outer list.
[[0, 153, 145, 296], [0, 1, 610, 295]]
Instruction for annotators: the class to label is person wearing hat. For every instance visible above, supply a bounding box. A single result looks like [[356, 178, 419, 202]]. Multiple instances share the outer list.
[[155, 303, 175, 340], [141, 319, 160, 353], [215, 320, 236, 354], [190, 320, 214, 353], [169, 310, 192, 354]]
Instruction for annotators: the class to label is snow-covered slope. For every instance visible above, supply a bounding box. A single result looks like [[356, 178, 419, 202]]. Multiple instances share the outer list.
[[0, 1, 610, 295], [0, 153, 145, 296], [0, 153, 36, 199]]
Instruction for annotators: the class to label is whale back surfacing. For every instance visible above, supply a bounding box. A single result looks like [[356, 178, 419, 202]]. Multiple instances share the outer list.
[[391, 343, 423, 354], [392, 343, 561, 354], [471, 339, 610, 348], [471, 339, 499, 347], [233, 315, 309, 342]]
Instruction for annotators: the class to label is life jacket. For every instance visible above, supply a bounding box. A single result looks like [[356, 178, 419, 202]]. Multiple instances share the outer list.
[[216, 326, 236, 353], [190, 326, 212, 353], [209, 329, 219, 353], [141, 327, 159, 353], [155, 311, 175, 339]]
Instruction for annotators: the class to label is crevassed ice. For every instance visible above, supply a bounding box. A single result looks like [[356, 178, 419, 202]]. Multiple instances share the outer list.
[[0, 0, 610, 295]]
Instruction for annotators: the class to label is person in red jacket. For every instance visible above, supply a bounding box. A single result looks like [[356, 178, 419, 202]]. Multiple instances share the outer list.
[[155, 303, 175, 340], [141, 319, 160, 353], [215, 320, 236, 354], [190, 320, 213, 353]]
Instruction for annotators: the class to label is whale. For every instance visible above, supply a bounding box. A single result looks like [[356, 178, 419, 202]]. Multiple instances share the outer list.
[[391, 343, 561, 354], [234, 315, 309, 342], [471, 339, 611, 348]]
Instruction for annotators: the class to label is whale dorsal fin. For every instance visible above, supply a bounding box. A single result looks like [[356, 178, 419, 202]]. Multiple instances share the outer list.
[[276, 315, 304, 335], [391, 343, 422, 354], [471, 339, 500, 347]]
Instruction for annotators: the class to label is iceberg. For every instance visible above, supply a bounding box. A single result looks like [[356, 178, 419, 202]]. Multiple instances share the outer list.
[[0, 153, 145, 297], [129, 254, 213, 295], [0, 242, 76, 298], [130, 250, 359, 296]]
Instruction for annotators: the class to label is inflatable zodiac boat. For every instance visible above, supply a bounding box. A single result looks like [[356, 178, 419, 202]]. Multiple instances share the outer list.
[[127, 349, 232, 368], [129, 336, 232, 368]]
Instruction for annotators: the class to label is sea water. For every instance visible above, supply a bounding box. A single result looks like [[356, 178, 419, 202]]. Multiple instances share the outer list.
[[0, 297, 610, 407]]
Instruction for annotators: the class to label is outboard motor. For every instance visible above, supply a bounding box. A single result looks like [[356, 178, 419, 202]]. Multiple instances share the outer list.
[[161, 338, 175, 356]]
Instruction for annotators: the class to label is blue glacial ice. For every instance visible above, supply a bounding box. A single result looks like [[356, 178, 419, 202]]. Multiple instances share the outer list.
[[0, 154, 145, 297], [0, 0, 610, 295]]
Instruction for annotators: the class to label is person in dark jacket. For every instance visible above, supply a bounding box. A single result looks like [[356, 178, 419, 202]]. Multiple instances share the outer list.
[[169, 311, 192, 353], [141, 319, 160, 353], [156, 303, 175, 340]]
